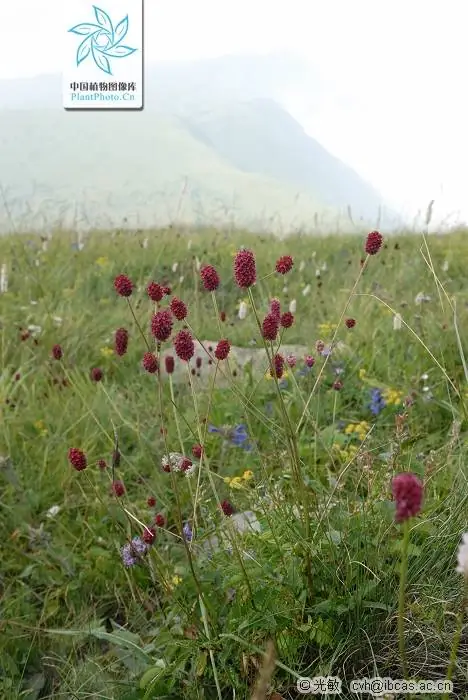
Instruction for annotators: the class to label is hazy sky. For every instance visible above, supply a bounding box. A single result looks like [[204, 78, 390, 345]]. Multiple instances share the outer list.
[[1, 0, 467, 224]]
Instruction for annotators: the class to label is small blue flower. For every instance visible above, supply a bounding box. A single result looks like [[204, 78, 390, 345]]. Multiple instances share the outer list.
[[208, 423, 253, 451], [120, 536, 148, 567], [183, 523, 193, 542], [369, 387, 386, 416]]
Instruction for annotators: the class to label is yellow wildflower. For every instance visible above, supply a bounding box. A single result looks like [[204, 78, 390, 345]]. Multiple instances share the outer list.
[[224, 477, 232, 485], [359, 369, 367, 380], [95, 256, 109, 267], [229, 476, 243, 489], [383, 388, 403, 406], [318, 322, 338, 336], [34, 420, 48, 438], [100, 346, 114, 358], [171, 575, 182, 586], [243, 470, 254, 481]]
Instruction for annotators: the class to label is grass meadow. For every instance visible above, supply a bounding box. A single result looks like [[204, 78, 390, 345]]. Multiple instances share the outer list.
[[1, 226, 468, 699]]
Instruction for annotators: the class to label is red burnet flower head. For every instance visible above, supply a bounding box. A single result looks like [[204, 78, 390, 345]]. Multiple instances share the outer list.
[[147, 281, 164, 302], [286, 353, 297, 368], [97, 459, 107, 469], [262, 313, 279, 341], [220, 310, 226, 322], [90, 367, 103, 382], [180, 457, 193, 472], [142, 352, 159, 374], [305, 355, 315, 368], [200, 265, 220, 291], [269, 298, 281, 321], [114, 274, 133, 297], [333, 380, 343, 391], [192, 443, 203, 459], [345, 318, 356, 328], [154, 513, 165, 527], [112, 480, 126, 497], [214, 338, 231, 360], [68, 447, 87, 471], [196, 357, 202, 369], [115, 327, 129, 356], [52, 344, 63, 360], [365, 230, 383, 256], [315, 340, 325, 353], [220, 499, 235, 516], [163, 285, 172, 296], [275, 255, 294, 275], [142, 526, 156, 544], [170, 296, 188, 320], [151, 309, 173, 342], [280, 311, 294, 329], [174, 329, 195, 361], [165, 355, 175, 374], [391, 472, 423, 523], [234, 249, 256, 288], [270, 353, 285, 379], [147, 495, 156, 507]]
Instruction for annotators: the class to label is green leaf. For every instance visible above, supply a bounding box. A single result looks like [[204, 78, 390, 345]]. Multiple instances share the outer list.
[[196, 651, 207, 677], [139, 661, 166, 689]]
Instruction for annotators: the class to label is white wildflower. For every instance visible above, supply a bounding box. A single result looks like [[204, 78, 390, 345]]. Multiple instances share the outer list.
[[30, 300, 38, 305], [282, 286, 288, 294], [179, 275, 184, 285], [142, 237, 149, 249], [27, 325, 42, 337], [46, 505, 60, 518], [321, 262, 328, 272], [415, 292, 432, 304], [315, 268, 321, 278], [299, 260, 306, 272], [161, 452, 184, 472], [184, 462, 198, 478], [0, 264, 7, 293], [442, 260, 449, 272], [53, 316, 63, 326], [302, 284, 311, 296], [172, 262, 178, 273], [238, 300, 248, 320], [456, 533, 468, 578], [289, 299, 297, 313], [393, 313, 402, 330]]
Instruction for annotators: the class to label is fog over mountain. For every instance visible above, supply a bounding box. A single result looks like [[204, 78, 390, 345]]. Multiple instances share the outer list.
[[0, 52, 400, 234]]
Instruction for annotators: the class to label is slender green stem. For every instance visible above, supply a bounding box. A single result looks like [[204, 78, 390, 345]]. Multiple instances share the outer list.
[[296, 257, 368, 436], [398, 519, 410, 678], [443, 584, 468, 699], [200, 596, 222, 700], [247, 288, 314, 599]]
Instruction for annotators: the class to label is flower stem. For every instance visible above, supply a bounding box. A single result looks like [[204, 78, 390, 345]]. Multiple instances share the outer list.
[[398, 518, 410, 678], [443, 585, 468, 699], [247, 287, 314, 600]]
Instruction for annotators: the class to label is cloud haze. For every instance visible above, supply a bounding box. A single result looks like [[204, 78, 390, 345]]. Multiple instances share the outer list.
[[1, 0, 467, 224]]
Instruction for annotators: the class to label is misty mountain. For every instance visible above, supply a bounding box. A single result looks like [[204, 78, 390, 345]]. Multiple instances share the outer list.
[[0, 53, 398, 233]]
